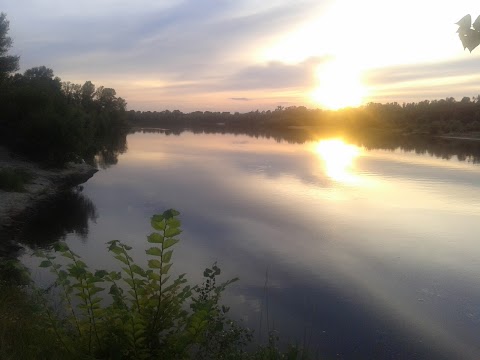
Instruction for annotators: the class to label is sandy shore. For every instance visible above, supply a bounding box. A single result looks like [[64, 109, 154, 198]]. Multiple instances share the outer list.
[[0, 148, 97, 256]]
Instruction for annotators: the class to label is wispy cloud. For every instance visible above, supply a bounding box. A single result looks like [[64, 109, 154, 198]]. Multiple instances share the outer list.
[[365, 57, 480, 103]]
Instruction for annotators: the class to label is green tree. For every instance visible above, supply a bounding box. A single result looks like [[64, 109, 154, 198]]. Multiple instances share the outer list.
[[24, 65, 54, 79], [81, 80, 96, 110], [0, 12, 19, 79]]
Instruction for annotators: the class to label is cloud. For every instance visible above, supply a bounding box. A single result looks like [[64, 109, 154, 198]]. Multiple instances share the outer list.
[[6, 0, 321, 80], [230, 97, 251, 101], [365, 57, 480, 103], [222, 57, 324, 90], [365, 57, 480, 86]]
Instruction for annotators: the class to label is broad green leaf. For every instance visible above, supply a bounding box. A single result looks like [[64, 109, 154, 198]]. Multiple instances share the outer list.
[[114, 254, 129, 265], [165, 228, 182, 238], [86, 276, 103, 284], [163, 238, 179, 249], [62, 252, 75, 260], [134, 278, 146, 287], [131, 264, 146, 277], [162, 250, 173, 263], [148, 272, 161, 281], [76, 260, 87, 268], [91, 297, 102, 305], [148, 259, 162, 269], [71, 282, 83, 289], [151, 214, 165, 230], [39, 260, 52, 268], [34, 250, 46, 258], [94, 270, 108, 278], [109, 245, 123, 255], [163, 209, 180, 219], [161, 263, 172, 275], [136, 287, 146, 296], [124, 278, 134, 288], [123, 244, 132, 251], [122, 267, 133, 277], [163, 282, 178, 293], [147, 232, 164, 244], [109, 271, 121, 281], [146, 247, 162, 256], [77, 292, 88, 301], [58, 270, 68, 280], [166, 217, 181, 228], [68, 265, 87, 278], [53, 242, 69, 252]]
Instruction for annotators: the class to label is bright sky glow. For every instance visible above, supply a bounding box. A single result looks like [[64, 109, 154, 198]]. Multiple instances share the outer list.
[[3, 0, 480, 111], [311, 60, 367, 109]]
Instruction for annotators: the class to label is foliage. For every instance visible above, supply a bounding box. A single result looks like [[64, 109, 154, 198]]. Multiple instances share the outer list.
[[1, 67, 129, 166], [0, 167, 33, 192], [456, 14, 480, 52], [0, 258, 68, 359], [0, 14, 128, 167], [34, 209, 255, 359], [0, 12, 19, 80], [126, 96, 480, 138]]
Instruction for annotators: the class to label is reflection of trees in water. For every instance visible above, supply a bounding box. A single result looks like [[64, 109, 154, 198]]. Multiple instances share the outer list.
[[15, 188, 98, 249], [351, 133, 480, 163], [135, 127, 480, 164], [85, 130, 128, 169]]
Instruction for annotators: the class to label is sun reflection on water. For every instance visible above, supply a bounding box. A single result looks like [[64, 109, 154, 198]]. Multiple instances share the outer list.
[[314, 139, 361, 184]]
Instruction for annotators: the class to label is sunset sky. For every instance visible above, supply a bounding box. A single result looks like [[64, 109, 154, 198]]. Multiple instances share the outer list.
[[4, 0, 480, 112]]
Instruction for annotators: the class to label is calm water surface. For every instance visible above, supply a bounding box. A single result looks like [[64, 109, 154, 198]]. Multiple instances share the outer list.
[[23, 131, 480, 359]]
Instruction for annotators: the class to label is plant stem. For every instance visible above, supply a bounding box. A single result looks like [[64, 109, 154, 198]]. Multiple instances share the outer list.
[[123, 246, 141, 314], [153, 222, 167, 332], [50, 258, 82, 337], [46, 307, 72, 355]]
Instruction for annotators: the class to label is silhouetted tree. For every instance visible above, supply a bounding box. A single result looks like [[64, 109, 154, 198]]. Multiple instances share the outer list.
[[0, 13, 19, 80]]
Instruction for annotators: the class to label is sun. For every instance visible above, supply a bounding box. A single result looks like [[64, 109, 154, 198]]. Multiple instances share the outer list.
[[311, 60, 367, 110]]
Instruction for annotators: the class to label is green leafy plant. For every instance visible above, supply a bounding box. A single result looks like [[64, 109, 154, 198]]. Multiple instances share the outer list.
[[35, 209, 253, 359]]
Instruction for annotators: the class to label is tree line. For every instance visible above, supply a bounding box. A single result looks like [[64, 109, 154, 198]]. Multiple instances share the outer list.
[[0, 13, 128, 166], [127, 98, 480, 137]]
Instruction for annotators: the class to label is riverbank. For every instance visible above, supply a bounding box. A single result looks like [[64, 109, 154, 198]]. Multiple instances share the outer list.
[[0, 147, 97, 256]]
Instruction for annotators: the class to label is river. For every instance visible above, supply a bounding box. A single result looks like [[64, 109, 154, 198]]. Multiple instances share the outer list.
[[20, 129, 480, 359]]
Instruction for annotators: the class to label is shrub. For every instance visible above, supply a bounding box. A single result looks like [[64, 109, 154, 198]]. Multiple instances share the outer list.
[[35, 209, 252, 359]]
